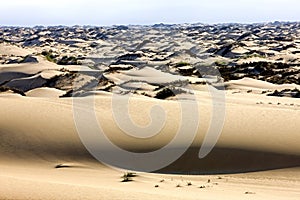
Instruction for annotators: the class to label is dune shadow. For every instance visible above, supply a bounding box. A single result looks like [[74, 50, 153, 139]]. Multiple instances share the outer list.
[[156, 147, 300, 175]]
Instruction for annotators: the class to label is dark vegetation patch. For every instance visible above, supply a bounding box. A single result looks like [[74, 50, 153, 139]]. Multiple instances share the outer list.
[[154, 87, 187, 99], [117, 53, 143, 61], [267, 88, 300, 98], [121, 172, 137, 182], [42, 50, 58, 63], [57, 55, 83, 65], [218, 61, 300, 84]]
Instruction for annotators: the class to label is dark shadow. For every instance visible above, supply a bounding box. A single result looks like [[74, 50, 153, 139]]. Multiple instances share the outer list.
[[156, 147, 300, 175]]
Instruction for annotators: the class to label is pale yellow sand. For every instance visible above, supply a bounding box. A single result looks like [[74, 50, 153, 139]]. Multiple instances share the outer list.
[[0, 90, 299, 199], [26, 87, 66, 98], [0, 42, 33, 57], [0, 43, 300, 199]]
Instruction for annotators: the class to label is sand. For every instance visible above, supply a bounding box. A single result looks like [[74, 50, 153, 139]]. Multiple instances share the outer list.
[[1, 23, 300, 199], [0, 88, 300, 199]]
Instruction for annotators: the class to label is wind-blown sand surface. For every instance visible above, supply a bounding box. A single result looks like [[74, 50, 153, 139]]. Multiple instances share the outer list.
[[1, 91, 300, 199], [1, 23, 300, 199]]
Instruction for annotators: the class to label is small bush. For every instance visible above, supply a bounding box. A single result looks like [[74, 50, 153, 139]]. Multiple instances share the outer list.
[[245, 191, 256, 194], [57, 56, 80, 65], [215, 60, 227, 66], [121, 176, 132, 182], [122, 172, 137, 178], [42, 51, 57, 63], [155, 88, 175, 99], [175, 61, 191, 67], [121, 172, 137, 182]]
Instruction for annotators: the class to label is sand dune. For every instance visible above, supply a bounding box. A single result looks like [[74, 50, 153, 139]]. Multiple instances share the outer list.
[[1, 23, 300, 199], [0, 42, 33, 57], [26, 87, 66, 97], [226, 78, 299, 91], [0, 93, 300, 199], [1, 94, 299, 169]]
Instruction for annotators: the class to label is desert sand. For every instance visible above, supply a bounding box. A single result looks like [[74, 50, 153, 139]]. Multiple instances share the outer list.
[[0, 22, 300, 199]]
